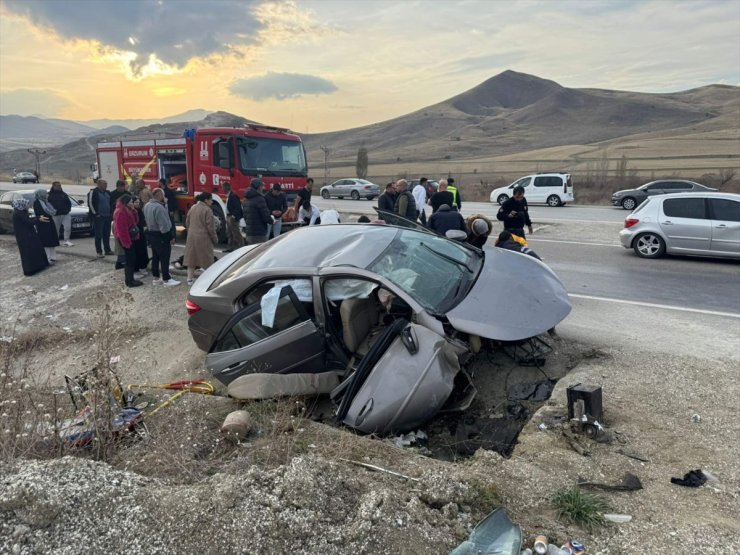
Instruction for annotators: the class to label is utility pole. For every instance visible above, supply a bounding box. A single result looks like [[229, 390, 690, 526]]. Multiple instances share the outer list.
[[27, 148, 46, 180], [319, 145, 331, 186]]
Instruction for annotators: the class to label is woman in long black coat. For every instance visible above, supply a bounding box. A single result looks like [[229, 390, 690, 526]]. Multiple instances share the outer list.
[[33, 188, 59, 263], [12, 197, 49, 276]]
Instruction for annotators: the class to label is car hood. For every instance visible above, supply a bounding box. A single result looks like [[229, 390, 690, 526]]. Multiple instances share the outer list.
[[446, 247, 571, 341], [613, 189, 638, 196]]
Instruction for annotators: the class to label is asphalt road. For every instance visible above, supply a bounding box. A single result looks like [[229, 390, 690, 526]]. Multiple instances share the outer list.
[[0, 181, 626, 224], [529, 237, 740, 315]]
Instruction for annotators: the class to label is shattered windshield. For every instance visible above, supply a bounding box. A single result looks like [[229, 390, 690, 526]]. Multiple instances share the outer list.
[[237, 137, 307, 177], [366, 229, 482, 314]]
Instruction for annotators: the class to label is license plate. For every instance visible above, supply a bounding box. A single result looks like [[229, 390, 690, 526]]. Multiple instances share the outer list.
[[72, 223, 87, 229]]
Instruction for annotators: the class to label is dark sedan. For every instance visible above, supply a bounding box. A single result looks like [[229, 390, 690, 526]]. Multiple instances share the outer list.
[[0, 190, 93, 236], [612, 180, 717, 210]]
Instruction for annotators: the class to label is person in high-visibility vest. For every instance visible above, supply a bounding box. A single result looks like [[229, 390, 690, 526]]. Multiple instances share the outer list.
[[446, 177, 462, 210]]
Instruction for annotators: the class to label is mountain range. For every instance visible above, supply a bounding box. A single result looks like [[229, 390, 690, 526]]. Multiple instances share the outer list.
[[0, 71, 737, 188]]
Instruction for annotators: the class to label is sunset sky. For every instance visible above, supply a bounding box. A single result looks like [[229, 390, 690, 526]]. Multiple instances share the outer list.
[[0, 0, 738, 132]]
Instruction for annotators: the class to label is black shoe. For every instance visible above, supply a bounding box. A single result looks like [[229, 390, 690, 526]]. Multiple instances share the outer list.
[[115, 262, 124, 270], [127, 280, 144, 288], [104, 251, 114, 256]]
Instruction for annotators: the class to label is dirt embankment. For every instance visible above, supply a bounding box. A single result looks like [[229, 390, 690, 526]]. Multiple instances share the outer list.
[[1, 239, 738, 554]]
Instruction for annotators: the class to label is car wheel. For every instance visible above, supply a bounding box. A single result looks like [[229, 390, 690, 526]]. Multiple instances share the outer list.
[[633, 233, 666, 258], [621, 197, 637, 211], [321, 190, 330, 199], [367, 196, 375, 201], [351, 190, 360, 200], [211, 203, 228, 244], [497, 194, 509, 205], [547, 195, 562, 207]]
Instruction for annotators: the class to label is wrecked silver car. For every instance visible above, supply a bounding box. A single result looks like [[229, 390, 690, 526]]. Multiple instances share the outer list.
[[186, 223, 571, 434]]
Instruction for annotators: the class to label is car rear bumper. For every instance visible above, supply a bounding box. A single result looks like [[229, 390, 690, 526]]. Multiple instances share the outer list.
[[618, 228, 635, 248]]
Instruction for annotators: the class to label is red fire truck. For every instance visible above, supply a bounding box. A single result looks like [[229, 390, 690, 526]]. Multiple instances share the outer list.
[[95, 124, 308, 240]]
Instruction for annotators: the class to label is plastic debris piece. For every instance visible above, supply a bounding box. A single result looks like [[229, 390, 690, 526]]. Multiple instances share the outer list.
[[604, 513, 632, 523], [60, 284, 69, 290], [538, 423, 548, 431], [109, 355, 121, 365], [691, 413, 701, 423], [450, 507, 522, 554]]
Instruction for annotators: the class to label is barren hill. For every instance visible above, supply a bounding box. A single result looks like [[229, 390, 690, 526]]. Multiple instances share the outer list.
[[1, 71, 737, 188]]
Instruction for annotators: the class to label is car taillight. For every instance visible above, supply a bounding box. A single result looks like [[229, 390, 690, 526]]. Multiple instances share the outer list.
[[624, 218, 639, 229], [364, 185, 371, 190], [185, 299, 201, 315]]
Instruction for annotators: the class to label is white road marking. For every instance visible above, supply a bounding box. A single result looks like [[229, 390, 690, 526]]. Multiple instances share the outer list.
[[529, 238, 622, 247], [570, 293, 740, 318]]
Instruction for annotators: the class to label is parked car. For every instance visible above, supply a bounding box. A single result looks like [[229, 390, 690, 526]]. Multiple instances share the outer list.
[[0, 190, 93, 236], [12, 172, 38, 184], [612, 180, 717, 210], [186, 223, 571, 434], [320, 179, 380, 200], [490, 173, 573, 207], [618, 192, 740, 259]]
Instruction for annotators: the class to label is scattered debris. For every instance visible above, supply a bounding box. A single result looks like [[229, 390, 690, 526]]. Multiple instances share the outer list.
[[220, 410, 252, 441], [577, 472, 643, 492], [392, 429, 428, 449], [338, 458, 419, 482], [450, 507, 522, 555], [617, 449, 650, 463], [603, 513, 633, 523], [109, 355, 121, 365], [60, 284, 69, 290], [508, 380, 554, 401], [538, 423, 548, 431], [691, 413, 701, 423], [671, 469, 707, 488]]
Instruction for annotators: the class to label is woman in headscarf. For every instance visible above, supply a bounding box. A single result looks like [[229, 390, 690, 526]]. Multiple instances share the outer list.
[[112, 194, 143, 288], [33, 188, 60, 263], [183, 192, 217, 286], [12, 197, 49, 276]]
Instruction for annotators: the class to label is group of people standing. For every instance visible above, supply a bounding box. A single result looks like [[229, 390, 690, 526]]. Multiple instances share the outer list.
[[377, 178, 539, 258], [12, 185, 68, 276]]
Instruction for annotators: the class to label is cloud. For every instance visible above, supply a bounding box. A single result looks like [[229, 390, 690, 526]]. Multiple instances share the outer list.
[[2, 0, 264, 77], [0, 89, 71, 116], [229, 72, 338, 101]]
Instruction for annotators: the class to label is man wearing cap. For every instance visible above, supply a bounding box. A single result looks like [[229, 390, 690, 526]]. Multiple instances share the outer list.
[[242, 178, 272, 244], [264, 183, 287, 239], [222, 181, 245, 252]]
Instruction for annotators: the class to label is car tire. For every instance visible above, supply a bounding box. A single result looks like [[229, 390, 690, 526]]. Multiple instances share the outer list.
[[351, 190, 360, 200], [367, 196, 375, 201], [497, 194, 509, 205], [621, 197, 637, 211], [321, 190, 330, 199], [633, 233, 666, 259], [547, 195, 562, 207]]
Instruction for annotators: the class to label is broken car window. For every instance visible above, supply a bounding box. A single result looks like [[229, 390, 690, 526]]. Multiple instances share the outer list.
[[367, 229, 482, 314]]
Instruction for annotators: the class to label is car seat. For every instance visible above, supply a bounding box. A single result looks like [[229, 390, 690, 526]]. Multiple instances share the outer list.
[[340, 297, 382, 356]]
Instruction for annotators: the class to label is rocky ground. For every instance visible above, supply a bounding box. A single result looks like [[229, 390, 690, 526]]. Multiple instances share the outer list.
[[0, 226, 738, 554]]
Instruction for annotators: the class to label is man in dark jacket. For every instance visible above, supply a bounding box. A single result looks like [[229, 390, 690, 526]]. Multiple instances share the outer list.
[[87, 179, 113, 257], [377, 182, 397, 213], [109, 180, 127, 213], [497, 185, 533, 238], [160, 178, 178, 222], [242, 178, 272, 244], [428, 204, 466, 237], [429, 180, 455, 213], [222, 182, 244, 252], [264, 183, 288, 239], [393, 179, 416, 220], [48, 181, 73, 246]]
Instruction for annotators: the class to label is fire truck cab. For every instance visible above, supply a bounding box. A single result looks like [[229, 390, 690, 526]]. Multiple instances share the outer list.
[[96, 125, 308, 242]]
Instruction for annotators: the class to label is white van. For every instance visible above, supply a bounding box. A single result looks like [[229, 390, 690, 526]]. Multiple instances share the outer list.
[[490, 173, 574, 207]]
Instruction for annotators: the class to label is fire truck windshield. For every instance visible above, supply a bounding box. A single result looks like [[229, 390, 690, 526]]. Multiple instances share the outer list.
[[237, 137, 307, 177]]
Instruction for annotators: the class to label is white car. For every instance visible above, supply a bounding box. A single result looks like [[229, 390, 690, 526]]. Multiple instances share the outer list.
[[490, 173, 574, 207]]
